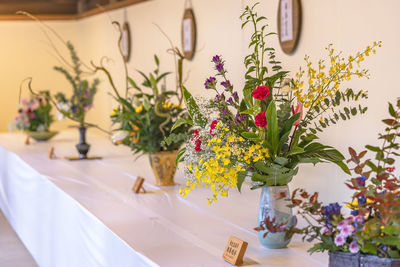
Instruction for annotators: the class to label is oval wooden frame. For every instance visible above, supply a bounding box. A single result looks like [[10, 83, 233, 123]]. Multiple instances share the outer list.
[[121, 22, 131, 62], [181, 8, 197, 60], [277, 0, 302, 55]]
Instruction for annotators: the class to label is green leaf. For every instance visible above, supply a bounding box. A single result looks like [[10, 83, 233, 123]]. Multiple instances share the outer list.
[[287, 146, 304, 156], [241, 104, 261, 116], [280, 112, 300, 138], [274, 157, 289, 166], [182, 85, 207, 127], [236, 171, 247, 192], [175, 147, 186, 166], [389, 102, 396, 117], [266, 100, 279, 155], [365, 145, 381, 152], [241, 131, 259, 140], [171, 117, 193, 132], [127, 77, 142, 92], [156, 72, 172, 83], [154, 54, 160, 66]]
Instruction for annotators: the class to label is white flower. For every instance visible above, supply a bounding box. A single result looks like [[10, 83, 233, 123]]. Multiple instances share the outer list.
[[111, 130, 129, 144], [281, 85, 291, 94], [56, 102, 70, 120]]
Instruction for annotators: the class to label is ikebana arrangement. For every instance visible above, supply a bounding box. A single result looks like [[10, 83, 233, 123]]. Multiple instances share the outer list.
[[52, 41, 99, 159], [261, 100, 400, 266], [94, 22, 190, 186], [19, 11, 103, 159], [174, 3, 381, 248], [25, 41, 100, 159], [15, 91, 57, 141]]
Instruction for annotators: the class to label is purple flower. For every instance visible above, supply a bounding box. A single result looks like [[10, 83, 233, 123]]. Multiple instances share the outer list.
[[351, 209, 359, 216], [340, 224, 354, 237], [235, 113, 247, 123], [349, 241, 359, 253], [334, 234, 346, 246], [337, 220, 347, 230], [216, 63, 224, 73], [219, 108, 229, 116], [232, 91, 239, 102], [212, 55, 221, 64], [204, 77, 217, 89], [322, 203, 341, 226], [321, 226, 331, 235], [214, 93, 225, 103], [221, 80, 232, 90], [355, 175, 366, 187], [354, 215, 364, 224], [227, 97, 234, 105], [358, 196, 366, 204]]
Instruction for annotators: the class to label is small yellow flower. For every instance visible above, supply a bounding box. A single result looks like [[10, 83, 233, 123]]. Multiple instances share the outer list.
[[135, 105, 143, 113]]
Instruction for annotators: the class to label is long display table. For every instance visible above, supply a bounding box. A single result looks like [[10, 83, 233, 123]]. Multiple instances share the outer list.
[[0, 131, 328, 266]]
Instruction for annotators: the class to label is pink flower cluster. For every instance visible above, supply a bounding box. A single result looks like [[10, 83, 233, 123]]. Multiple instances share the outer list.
[[332, 216, 363, 253], [15, 97, 42, 126]]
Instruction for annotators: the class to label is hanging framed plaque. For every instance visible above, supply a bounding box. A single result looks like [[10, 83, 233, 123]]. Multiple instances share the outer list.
[[181, 2, 197, 60], [277, 0, 302, 54], [120, 21, 131, 62]]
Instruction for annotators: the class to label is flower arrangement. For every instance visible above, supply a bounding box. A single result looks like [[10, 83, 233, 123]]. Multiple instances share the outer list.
[[175, 3, 381, 204], [53, 42, 99, 128], [93, 22, 190, 156], [15, 91, 53, 132], [267, 100, 400, 259], [108, 55, 190, 154]]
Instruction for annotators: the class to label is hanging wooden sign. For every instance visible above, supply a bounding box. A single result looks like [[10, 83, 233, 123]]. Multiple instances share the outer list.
[[120, 22, 132, 62], [181, 8, 197, 60], [277, 0, 302, 54], [222, 236, 248, 266]]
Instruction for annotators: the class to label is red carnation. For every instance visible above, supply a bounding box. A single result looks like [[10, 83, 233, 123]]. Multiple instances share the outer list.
[[194, 138, 202, 152], [255, 111, 267, 128], [191, 129, 199, 141], [210, 120, 218, 136], [252, 86, 270, 100]]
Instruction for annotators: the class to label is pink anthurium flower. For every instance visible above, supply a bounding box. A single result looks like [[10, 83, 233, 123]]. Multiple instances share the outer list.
[[291, 103, 303, 126]]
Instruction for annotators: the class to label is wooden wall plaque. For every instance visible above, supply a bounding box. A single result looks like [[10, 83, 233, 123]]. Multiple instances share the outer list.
[[277, 0, 302, 54], [120, 22, 131, 62], [222, 236, 248, 266], [181, 8, 197, 60], [132, 176, 145, 193]]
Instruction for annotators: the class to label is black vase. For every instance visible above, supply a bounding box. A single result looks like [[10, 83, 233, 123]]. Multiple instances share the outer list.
[[76, 127, 90, 159]]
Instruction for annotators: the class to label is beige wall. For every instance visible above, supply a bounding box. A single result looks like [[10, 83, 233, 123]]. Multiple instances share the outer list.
[[1, 0, 399, 203]]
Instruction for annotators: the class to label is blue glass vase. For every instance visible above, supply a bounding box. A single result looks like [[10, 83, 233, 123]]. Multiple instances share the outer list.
[[257, 185, 294, 249]]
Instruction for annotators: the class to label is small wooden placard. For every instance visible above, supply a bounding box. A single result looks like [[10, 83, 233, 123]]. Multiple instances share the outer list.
[[65, 155, 102, 161], [277, 0, 302, 54], [25, 136, 30, 145], [48, 146, 55, 159], [222, 236, 248, 266], [132, 176, 145, 194]]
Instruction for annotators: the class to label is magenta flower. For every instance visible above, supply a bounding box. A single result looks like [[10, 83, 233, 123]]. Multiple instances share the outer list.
[[321, 226, 331, 235], [337, 220, 348, 230], [204, 77, 217, 89], [340, 224, 354, 237], [334, 234, 346, 246], [212, 55, 221, 64], [216, 63, 224, 73], [349, 241, 359, 253]]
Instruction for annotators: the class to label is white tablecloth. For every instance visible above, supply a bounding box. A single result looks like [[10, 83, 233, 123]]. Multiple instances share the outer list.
[[0, 131, 328, 267]]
